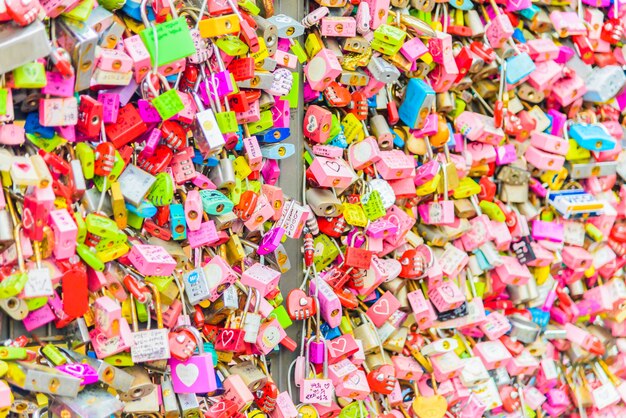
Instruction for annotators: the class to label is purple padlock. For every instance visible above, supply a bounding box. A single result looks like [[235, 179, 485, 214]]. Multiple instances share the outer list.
[[257, 227, 285, 255], [137, 99, 162, 123], [57, 363, 99, 385], [308, 337, 326, 365], [142, 128, 162, 157]]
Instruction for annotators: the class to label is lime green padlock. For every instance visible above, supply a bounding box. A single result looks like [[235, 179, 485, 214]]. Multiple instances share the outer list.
[[76, 243, 105, 271], [24, 297, 48, 311], [0, 271, 28, 299], [362, 190, 386, 221], [268, 305, 292, 329], [13, 62, 47, 89], [139, 17, 196, 67], [0, 347, 27, 361], [75, 143, 95, 179], [147, 172, 174, 206], [313, 234, 339, 271], [104, 352, 134, 367], [215, 111, 238, 133], [152, 88, 184, 121], [85, 213, 120, 239], [74, 211, 87, 244], [215, 35, 249, 56], [93, 151, 124, 191]]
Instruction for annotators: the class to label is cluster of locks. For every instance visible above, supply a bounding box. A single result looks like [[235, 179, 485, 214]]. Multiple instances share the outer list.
[[2, 0, 626, 411]]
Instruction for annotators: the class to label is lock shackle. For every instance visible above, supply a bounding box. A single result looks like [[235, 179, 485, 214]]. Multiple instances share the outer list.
[[140, 0, 153, 28], [241, 286, 261, 326], [174, 325, 205, 355]]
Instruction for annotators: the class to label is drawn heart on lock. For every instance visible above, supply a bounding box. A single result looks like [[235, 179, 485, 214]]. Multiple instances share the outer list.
[[210, 401, 226, 413], [376, 258, 402, 282], [176, 363, 199, 387], [220, 330, 235, 347], [329, 338, 347, 356], [325, 160, 341, 173], [14, 162, 31, 172], [372, 299, 390, 316]]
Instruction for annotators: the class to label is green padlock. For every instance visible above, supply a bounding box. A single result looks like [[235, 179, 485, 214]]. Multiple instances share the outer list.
[[268, 305, 292, 329], [75, 143, 95, 179], [246, 110, 273, 135], [104, 352, 134, 367], [0, 271, 28, 299], [338, 402, 365, 418], [290, 40, 308, 64], [74, 211, 87, 244], [152, 88, 184, 121], [95, 230, 128, 251], [215, 35, 249, 56], [76, 243, 105, 271], [215, 111, 238, 133], [147, 172, 174, 206], [62, 0, 95, 21], [135, 298, 148, 322], [126, 211, 144, 229], [328, 113, 341, 140], [362, 190, 386, 221], [25, 296, 48, 311], [0, 347, 27, 361], [13, 62, 47, 89], [26, 133, 66, 153], [0, 89, 8, 115], [139, 17, 196, 67], [145, 276, 174, 294], [314, 234, 339, 271], [86, 213, 120, 239], [229, 177, 242, 206]]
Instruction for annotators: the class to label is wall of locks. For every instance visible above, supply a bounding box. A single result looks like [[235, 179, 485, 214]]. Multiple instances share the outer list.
[[3, 0, 626, 414]]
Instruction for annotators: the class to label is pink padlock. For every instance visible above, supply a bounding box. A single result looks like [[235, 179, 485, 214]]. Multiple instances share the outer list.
[[524, 145, 565, 171], [304, 48, 342, 91], [187, 221, 219, 249], [243, 136, 263, 171], [97, 48, 133, 73], [479, 311, 511, 340], [348, 136, 381, 170], [430, 350, 465, 381], [128, 244, 177, 276], [493, 256, 532, 285], [240, 263, 281, 297], [407, 290, 435, 329], [183, 190, 203, 231], [49, 209, 77, 260], [562, 245, 593, 271], [327, 334, 359, 364], [366, 291, 400, 327], [123, 35, 151, 82], [270, 99, 290, 128], [94, 296, 122, 338], [474, 340, 513, 370], [308, 156, 356, 188], [22, 304, 56, 332], [328, 358, 358, 384], [527, 60, 563, 91], [375, 150, 415, 180], [98, 92, 120, 124], [310, 277, 342, 328], [335, 369, 370, 399], [236, 100, 261, 124], [428, 281, 465, 312], [303, 105, 332, 143], [243, 195, 275, 231]]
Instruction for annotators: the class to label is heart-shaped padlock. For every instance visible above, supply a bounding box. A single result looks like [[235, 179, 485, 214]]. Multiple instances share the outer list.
[[366, 364, 396, 395], [286, 289, 317, 320]]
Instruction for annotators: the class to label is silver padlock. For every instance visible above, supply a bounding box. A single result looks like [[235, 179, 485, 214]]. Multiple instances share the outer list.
[[209, 157, 236, 192], [507, 276, 539, 304], [0, 297, 28, 320], [0, 20, 51, 74], [123, 387, 160, 416], [82, 187, 113, 215], [251, 14, 278, 55], [177, 392, 202, 418], [161, 376, 181, 418], [67, 349, 134, 393], [119, 366, 157, 402], [55, 17, 98, 91], [117, 164, 156, 207], [305, 188, 343, 217], [6, 362, 82, 397], [229, 360, 268, 391]]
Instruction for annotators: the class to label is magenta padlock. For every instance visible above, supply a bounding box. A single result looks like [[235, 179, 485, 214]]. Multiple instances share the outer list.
[[137, 99, 162, 123], [309, 338, 326, 365], [257, 227, 285, 256], [23, 304, 56, 332], [310, 276, 342, 328], [98, 92, 120, 124], [366, 219, 398, 239], [184, 190, 203, 231], [495, 144, 517, 165], [57, 363, 99, 385], [411, 113, 439, 138], [414, 160, 440, 187], [141, 128, 162, 158], [261, 159, 280, 186], [187, 221, 219, 249], [128, 244, 177, 276], [531, 219, 564, 242], [192, 172, 217, 189], [271, 99, 290, 128], [42, 71, 75, 97]]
